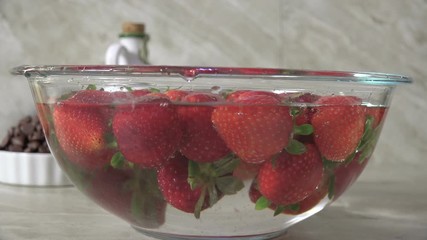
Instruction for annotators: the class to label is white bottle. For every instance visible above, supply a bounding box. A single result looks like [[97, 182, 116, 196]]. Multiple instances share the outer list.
[[105, 22, 149, 65]]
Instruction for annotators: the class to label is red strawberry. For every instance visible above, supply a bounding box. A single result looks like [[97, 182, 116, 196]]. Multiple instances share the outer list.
[[291, 93, 320, 126], [225, 90, 247, 101], [177, 93, 230, 162], [89, 167, 167, 228], [53, 90, 116, 169], [249, 177, 328, 215], [157, 155, 208, 214], [226, 90, 281, 102], [129, 168, 167, 228], [157, 153, 241, 218], [112, 93, 182, 168], [88, 167, 133, 221], [249, 179, 278, 209], [292, 93, 321, 104], [212, 91, 293, 164], [132, 89, 152, 96], [249, 180, 263, 204], [333, 153, 370, 200], [289, 93, 320, 144], [68, 89, 115, 104], [312, 96, 365, 161], [283, 176, 329, 215], [257, 144, 323, 205], [164, 89, 190, 102], [230, 90, 282, 103]]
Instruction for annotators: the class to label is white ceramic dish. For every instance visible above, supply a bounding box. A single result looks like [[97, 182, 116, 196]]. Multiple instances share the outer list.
[[0, 151, 72, 187]]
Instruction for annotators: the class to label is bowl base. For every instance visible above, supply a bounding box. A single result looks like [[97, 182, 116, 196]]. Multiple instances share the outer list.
[[131, 225, 288, 240]]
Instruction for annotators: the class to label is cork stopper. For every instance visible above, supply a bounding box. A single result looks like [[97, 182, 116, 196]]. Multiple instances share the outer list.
[[122, 22, 145, 34]]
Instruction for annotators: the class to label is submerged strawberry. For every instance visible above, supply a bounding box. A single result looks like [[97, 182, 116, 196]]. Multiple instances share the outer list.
[[177, 93, 230, 162], [225, 90, 281, 102], [164, 89, 190, 102], [250, 177, 328, 216], [312, 96, 365, 161], [89, 167, 167, 228], [332, 153, 370, 200], [53, 90, 116, 169], [157, 153, 242, 218], [88, 167, 133, 221], [288, 93, 319, 144], [283, 176, 329, 215], [112, 93, 182, 168], [257, 144, 323, 206], [212, 91, 293, 164], [157, 155, 207, 214], [291, 93, 320, 126], [128, 168, 167, 229]]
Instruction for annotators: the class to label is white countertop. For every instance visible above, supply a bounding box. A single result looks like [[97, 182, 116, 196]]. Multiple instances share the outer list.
[[1, 174, 426, 240]]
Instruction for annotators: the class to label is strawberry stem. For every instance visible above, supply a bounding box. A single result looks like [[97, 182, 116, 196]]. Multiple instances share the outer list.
[[322, 157, 341, 170], [186, 155, 243, 218], [273, 204, 299, 216], [290, 107, 301, 117], [187, 160, 202, 190], [343, 151, 357, 166], [110, 151, 134, 170], [327, 174, 335, 200], [104, 132, 118, 149], [215, 176, 244, 195], [149, 87, 161, 93], [356, 115, 381, 165], [213, 154, 240, 176], [86, 84, 97, 90], [285, 139, 306, 155], [255, 196, 271, 210], [293, 124, 314, 136], [274, 205, 286, 216], [207, 182, 219, 206], [111, 152, 126, 169], [356, 115, 374, 152], [194, 186, 207, 219]]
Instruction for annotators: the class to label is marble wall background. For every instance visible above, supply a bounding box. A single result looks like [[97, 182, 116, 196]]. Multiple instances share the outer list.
[[0, 0, 426, 182]]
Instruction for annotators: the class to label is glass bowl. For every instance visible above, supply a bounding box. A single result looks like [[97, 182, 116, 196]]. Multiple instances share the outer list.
[[12, 65, 411, 240]]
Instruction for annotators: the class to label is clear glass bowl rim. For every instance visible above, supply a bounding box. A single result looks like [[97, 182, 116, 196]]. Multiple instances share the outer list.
[[11, 65, 412, 85]]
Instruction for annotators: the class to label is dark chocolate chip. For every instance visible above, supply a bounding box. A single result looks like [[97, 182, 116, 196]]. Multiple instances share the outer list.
[[2, 114, 50, 153], [20, 122, 35, 136], [0, 134, 11, 149], [24, 147, 33, 153], [36, 124, 43, 132], [8, 127, 14, 136], [8, 145, 23, 152], [32, 115, 40, 124], [19, 116, 32, 126], [13, 127, 23, 137], [11, 135, 26, 147], [28, 140, 41, 150], [29, 131, 44, 141], [38, 145, 50, 153]]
